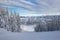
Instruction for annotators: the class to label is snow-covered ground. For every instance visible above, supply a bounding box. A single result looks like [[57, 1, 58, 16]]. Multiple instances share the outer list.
[[0, 28, 60, 40], [21, 25, 36, 32]]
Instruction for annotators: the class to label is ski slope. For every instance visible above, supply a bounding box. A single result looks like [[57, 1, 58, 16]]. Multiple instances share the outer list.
[[0, 28, 60, 40]]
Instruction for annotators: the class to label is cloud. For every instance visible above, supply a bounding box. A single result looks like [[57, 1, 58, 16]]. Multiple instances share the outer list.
[[0, 0, 37, 11], [49, 0, 60, 12], [0, 0, 60, 12], [36, 0, 60, 12], [0, 0, 49, 12], [36, 0, 50, 7]]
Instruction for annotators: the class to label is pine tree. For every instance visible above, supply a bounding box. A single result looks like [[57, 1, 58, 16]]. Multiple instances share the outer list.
[[0, 5, 22, 32]]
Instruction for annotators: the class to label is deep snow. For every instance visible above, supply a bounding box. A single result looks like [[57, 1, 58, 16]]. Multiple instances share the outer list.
[[0, 28, 60, 40]]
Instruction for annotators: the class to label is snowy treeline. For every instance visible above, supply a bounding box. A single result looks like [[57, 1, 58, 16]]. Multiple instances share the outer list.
[[20, 15, 60, 32], [34, 18, 47, 32], [35, 16, 60, 32], [0, 5, 21, 32]]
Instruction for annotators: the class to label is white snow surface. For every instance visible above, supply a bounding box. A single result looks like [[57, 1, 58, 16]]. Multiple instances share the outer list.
[[21, 25, 36, 31], [0, 28, 60, 40]]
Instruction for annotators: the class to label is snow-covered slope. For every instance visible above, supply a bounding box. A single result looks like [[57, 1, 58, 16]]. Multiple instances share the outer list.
[[0, 28, 11, 35], [0, 28, 60, 40]]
